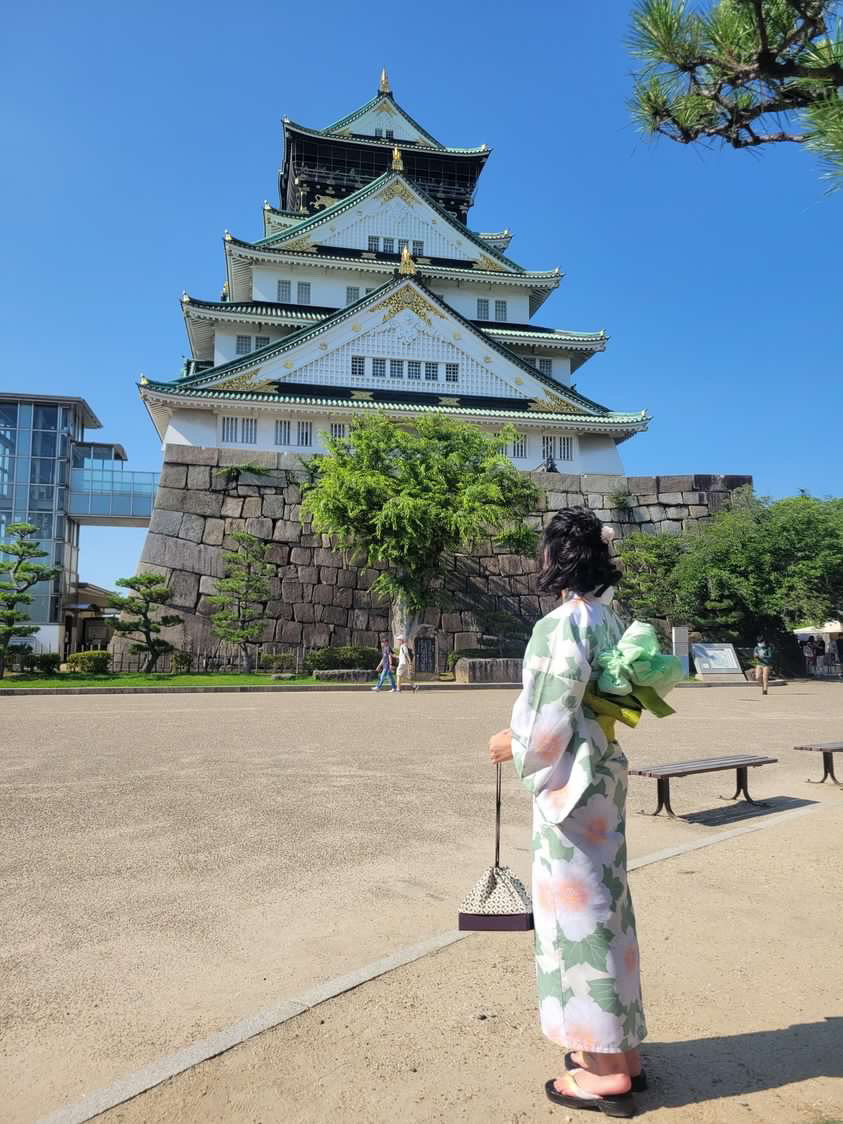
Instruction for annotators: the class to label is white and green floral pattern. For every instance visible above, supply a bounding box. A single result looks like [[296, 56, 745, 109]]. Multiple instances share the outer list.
[[511, 592, 646, 1053]]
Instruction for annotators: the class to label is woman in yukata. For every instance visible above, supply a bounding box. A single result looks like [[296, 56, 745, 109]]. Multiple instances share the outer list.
[[489, 507, 646, 1118]]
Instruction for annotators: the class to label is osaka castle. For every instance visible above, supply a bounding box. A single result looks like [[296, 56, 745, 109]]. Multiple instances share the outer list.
[[139, 70, 648, 472]]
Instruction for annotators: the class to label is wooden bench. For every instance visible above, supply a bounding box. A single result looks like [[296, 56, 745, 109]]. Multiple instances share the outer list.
[[793, 741, 843, 786], [630, 754, 778, 818]]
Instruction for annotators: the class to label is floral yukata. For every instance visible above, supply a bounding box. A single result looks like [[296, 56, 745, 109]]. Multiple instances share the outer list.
[[511, 590, 646, 1054]]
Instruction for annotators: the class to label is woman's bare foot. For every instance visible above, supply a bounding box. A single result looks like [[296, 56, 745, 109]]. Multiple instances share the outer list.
[[556, 1051, 631, 1097]]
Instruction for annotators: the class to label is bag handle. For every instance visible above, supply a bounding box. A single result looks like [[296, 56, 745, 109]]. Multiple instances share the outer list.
[[495, 762, 502, 868]]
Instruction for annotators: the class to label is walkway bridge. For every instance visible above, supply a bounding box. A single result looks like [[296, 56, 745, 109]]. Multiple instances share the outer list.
[[67, 443, 159, 527]]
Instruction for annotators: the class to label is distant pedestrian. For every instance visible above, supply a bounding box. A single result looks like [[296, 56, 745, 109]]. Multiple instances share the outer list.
[[372, 637, 397, 692], [803, 639, 816, 675], [396, 634, 417, 693], [753, 636, 773, 695]]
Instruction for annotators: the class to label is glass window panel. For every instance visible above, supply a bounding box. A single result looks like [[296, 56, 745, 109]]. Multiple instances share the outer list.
[[28, 596, 49, 623], [68, 494, 89, 515], [16, 428, 31, 457], [54, 542, 64, 565], [56, 460, 66, 484], [56, 486, 65, 511], [111, 495, 131, 515], [55, 515, 65, 540], [30, 459, 55, 485], [29, 485, 54, 511], [28, 512, 53, 538], [31, 431, 57, 458], [91, 494, 111, 515], [33, 405, 58, 430], [18, 404, 32, 428], [0, 404, 17, 428], [61, 407, 71, 431], [14, 484, 29, 509], [131, 495, 154, 517], [71, 445, 87, 468], [0, 428, 16, 455]]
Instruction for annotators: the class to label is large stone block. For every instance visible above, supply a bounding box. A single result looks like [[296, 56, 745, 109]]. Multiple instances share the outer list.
[[179, 513, 205, 543], [199, 575, 219, 595], [442, 613, 463, 633], [581, 474, 624, 493], [352, 630, 379, 648], [140, 533, 169, 567], [293, 602, 315, 623], [723, 475, 752, 490], [352, 590, 372, 610], [163, 444, 219, 466], [659, 520, 683, 535], [665, 506, 689, 519], [160, 463, 187, 489], [186, 465, 211, 490], [278, 620, 303, 644], [498, 555, 523, 576], [657, 491, 684, 505], [148, 508, 183, 536], [218, 448, 277, 468], [281, 579, 303, 602], [290, 546, 313, 565], [245, 517, 273, 540], [168, 569, 199, 609], [302, 624, 331, 648], [241, 498, 262, 518], [156, 487, 224, 517], [262, 494, 286, 518], [626, 476, 657, 495], [266, 544, 289, 565], [286, 485, 302, 504], [273, 520, 300, 543], [203, 518, 225, 546], [658, 475, 695, 493], [708, 491, 731, 513], [350, 609, 369, 631], [295, 565, 317, 585], [312, 585, 334, 605], [322, 605, 349, 626], [336, 567, 356, 589], [221, 496, 243, 518], [320, 566, 338, 585], [137, 561, 171, 580], [314, 548, 342, 568]]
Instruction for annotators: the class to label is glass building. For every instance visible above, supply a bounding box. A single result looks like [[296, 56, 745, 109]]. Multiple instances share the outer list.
[[0, 393, 159, 654]]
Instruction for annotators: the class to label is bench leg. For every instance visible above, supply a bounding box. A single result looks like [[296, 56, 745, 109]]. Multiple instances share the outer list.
[[722, 765, 769, 807], [807, 751, 842, 785], [643, 777, 677, 818]]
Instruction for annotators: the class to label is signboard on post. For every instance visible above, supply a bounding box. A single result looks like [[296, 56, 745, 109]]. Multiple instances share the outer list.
[[691, 642, 746, 682]]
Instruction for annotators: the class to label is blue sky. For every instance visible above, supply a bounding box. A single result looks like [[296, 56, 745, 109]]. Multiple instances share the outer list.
[[2, 1, 840, 589]]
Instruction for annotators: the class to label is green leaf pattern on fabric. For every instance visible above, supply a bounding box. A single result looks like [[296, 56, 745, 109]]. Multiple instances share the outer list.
[[513, 594, 647, 1053]]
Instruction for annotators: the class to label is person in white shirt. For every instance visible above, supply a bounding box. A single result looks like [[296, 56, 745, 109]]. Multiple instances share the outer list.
[[396, 635, 417, 693]]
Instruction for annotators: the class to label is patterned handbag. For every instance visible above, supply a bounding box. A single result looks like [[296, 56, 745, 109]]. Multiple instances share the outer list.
[[458, 764, 534, 931]]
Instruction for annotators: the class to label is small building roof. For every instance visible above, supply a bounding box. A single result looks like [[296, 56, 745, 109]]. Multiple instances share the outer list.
[[0, 392, 102, 429]]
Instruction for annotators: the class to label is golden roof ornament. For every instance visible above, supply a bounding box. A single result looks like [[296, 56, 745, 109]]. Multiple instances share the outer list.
[[391, 146, 403, 171], [181, 290, 189, 302], [139, 373, 149, 386], [379, 67, 391, 94], [399, 245, 416, 276]]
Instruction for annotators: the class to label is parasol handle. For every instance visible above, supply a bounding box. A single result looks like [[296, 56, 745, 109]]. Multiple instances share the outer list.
[[495, 762, 502, 868]]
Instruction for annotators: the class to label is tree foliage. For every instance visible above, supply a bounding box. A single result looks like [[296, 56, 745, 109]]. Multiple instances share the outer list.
[[616, 490, 843, 661], [629, 0, 843, 187], [301, 414, 538, 641], [0, 522, 61, 678], [109, 574, 183, 673], [208, 531, 276, 672]]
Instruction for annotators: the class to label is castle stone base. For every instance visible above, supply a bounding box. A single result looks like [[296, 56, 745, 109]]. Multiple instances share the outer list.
[[134, 445, 751, 663]]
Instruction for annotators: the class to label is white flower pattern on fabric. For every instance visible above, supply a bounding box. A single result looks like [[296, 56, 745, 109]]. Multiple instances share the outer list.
[[513, 592, 647, 1054]]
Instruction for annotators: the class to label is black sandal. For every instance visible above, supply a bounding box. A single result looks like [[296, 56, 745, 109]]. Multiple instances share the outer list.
[[565, 1051, 648, 1092], [545, 1075, 636, 1117]]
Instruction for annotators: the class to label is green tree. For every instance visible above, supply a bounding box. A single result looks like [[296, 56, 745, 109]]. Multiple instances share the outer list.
[[208, 531, 276, 673], [213, 462, 274, 491], [301, 414, 538, 645], [614, 531, 684, 628], [109, 575, 183, 673], [629, 0, 843, 187], [0, 522, 61, 678]]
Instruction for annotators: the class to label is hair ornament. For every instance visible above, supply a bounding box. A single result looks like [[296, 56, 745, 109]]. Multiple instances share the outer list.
[[601, 526, 615, 543]]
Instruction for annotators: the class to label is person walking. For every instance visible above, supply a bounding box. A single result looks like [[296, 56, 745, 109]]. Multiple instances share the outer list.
[[371, 637, 397, 692], [395, 634, 417, 693], [803, 638, 816, 676], [753, 636, 774, 695], [488, 507, 646, 1117]]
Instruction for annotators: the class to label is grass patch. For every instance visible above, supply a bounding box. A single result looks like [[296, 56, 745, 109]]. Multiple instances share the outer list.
[[1, 672, 328, 689]]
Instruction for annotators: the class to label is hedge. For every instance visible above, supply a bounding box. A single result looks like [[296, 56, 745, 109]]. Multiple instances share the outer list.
[[66, 650, 111, 673], [303, 645, 380, 672]]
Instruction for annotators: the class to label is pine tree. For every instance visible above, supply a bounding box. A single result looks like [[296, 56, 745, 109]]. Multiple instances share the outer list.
[[208, 532, 276, 673], [0, 522, 61, 678], [108, 575, 183, 673]]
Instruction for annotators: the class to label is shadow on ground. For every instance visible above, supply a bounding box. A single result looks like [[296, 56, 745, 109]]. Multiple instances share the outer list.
[[640, 1017, 843, 1111], [681, 795, 817, 827]]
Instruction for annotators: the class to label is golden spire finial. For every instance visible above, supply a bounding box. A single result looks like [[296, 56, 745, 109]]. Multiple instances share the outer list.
[[139, 373, 149, 386], [379, 66, 391, 94], [399, 245, 416, 276], [391, 146, 403, 171]]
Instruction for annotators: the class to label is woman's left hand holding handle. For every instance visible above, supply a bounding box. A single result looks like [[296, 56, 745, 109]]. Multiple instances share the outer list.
[[489, 728, 513, 764]]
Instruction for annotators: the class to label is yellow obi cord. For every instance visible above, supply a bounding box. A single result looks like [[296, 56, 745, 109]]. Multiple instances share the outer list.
[[583, 688, 643, 744]]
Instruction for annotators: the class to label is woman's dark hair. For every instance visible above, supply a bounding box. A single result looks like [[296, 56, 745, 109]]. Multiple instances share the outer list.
[[537, 506, 621, 597]]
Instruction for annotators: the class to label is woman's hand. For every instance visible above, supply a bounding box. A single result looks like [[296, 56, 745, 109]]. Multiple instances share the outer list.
[[489, 728, 513, 764]]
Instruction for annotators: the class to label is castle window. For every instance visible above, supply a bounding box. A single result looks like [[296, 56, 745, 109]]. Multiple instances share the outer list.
[[390, 359, 403, 379], [537, 357, 552, 377], [511, 433, 528, 459], [476, 299, 489, 320], [368, 236, 380, 252], [407, 360, 421, 380], [236, 335, 251, 355], [275, 419, 291, 445], [351, 355, 366, 378], [412, 240, 424, 256], [494, 300, 508, 322], [297, 420, 312, 447], [398, 238, 408, 252], [542, 435, 555, 461], [386, 129, 394, 140], [382, 237, 395, 254], [346, 286, 360, 304], [445, 363, 459, 383], [559, 436, 574, 461], [277, 280, 291, 302], [222, 416, 238, 443], [374, 128, 383, 138], [296, 282, 311, 305], [424, 362, 438, 382], [330, 423, 346, 439], [240, 417, 257, 444], [255, 336, 270, 349], [372, 358, 386, 378]]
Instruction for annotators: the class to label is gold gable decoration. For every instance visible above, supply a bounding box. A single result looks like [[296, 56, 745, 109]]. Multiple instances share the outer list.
[[379, 67, 392, 95], [213, 370, 278, 394], [371, 285, 445, 327], [399, 245, 416, 275], [281, 235, 316, 253], [391, 146, 404, 172], [378, 181, 415, 206], [473, 254, 507, 273], [527, 390, 581, 415]]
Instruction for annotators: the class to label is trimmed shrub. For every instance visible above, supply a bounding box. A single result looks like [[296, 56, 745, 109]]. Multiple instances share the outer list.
[[35, 653, 62, 674], [260, 650, 297, 672], [66, 650, 111, 674], [303, 645, 380, 672], [171, 650, 193, 673]]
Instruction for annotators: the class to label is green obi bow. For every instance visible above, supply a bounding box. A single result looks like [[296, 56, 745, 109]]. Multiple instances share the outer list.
[[584, 622, 684, 737]]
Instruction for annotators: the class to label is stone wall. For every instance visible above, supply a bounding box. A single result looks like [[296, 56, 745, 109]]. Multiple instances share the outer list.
[[133, 445, 751, 664]]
